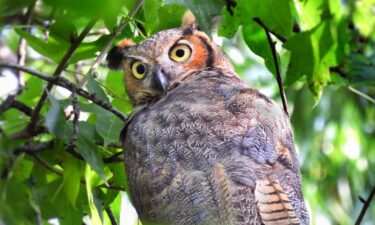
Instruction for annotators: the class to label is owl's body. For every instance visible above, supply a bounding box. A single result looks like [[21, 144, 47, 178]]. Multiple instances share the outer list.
[[107, 12, 309, 225]]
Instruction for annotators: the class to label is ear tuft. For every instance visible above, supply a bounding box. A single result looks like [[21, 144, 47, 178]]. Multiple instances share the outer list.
[[106, 39, 135, 70], [118, 39, 135, 48], [181, 10, 198, 30]]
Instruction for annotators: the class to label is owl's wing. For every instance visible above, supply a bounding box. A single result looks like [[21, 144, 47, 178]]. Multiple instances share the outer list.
[[225, 88, 310, 225], [255, 177, 300, 225]]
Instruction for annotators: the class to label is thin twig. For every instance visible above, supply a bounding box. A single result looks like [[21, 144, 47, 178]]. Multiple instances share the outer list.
[[355, 186, 375, 225], [14, 139, 123, 164], [68, 89, 80, 149], [348, 86, 375, 105], [96, 141, 122, 149], [14, 141, 54, 155], [86, 0, 143, 76], [28, 19, 97, 130], [0, 63, 127, 121], [99, 183, 125, 191], [10, 125, 46, 139], [105, 207, 118, 225], [16, 0, 36, 87], [103, 152, 124, 163], [253, 18, 289, 116], [253, 18, 287, 43], [29, 153, 125, 191], [32, 153, 63, 176]]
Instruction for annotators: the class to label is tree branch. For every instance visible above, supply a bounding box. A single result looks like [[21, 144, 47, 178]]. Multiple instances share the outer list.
[[10, 125, 46, 140], [253, 18, 287, 43], [253, 18, 289, 116], [355, 186, 375, 225], [16, 0, 36, 86], [0, 95, 16, 114], [103, 152, 124, 163], [105, 207, 118, 225], [14, 139, 123, 164], [30, 153, 125, 191], [0, 63, 127, 121], [14, 141, 54, 155], [28, 19, 97, 130], [0, 95, 33, 116], [11, 100, 33, 116]]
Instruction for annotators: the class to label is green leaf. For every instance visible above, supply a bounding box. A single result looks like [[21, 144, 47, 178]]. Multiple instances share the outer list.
[[85, 165, 103, 225], [52, 180, 84, 225], [76, 122, 107, 182], [15, 28, 68, 63], [12, 155, 34, 182], [94, 106, 123, 147], [353, 0, 375, 39], [284, 21, 337, 99], [70, 35, 111, 64], [50, 18, 78, 43], [87, 75, 110, 103], [142, 0, 162, 33], [18, 76, 43, 106], [242, 21, 276, 77], [250, 0, 294, 37], [152, 4, 186, 32], [105, 71, 126, 97], [62, 153, 82, 207], [219, 0, 293, 38], [45, 95, 107, 181], [218, 6, 241, 39], [45, 94, 71, 140], [164, 0, 225, 34], [111, 98, 133, 115], [294, 0, 327, 30]]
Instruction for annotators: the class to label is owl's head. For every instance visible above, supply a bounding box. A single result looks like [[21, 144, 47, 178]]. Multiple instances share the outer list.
[[107, 12, 234, 106]]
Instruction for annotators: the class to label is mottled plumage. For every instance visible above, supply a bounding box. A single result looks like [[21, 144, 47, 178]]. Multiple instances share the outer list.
[[107, 12, 309, 225]]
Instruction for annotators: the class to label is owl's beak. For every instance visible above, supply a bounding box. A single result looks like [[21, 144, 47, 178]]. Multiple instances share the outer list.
[[152, 68, 168, 93]]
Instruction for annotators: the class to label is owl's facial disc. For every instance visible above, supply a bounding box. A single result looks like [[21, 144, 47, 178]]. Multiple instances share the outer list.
[[106, 11, 235, 106]]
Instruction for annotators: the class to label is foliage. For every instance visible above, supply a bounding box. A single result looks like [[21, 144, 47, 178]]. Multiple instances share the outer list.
[[0, 0, 374, 225]]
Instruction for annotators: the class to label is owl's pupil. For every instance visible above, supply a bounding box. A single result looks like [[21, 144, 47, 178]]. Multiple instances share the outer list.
[[137, 64, 145, 74], [176, 49, 185, 57]]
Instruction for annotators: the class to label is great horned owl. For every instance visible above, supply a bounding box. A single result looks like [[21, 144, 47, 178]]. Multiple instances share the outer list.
[[107, 12, 310, 225]]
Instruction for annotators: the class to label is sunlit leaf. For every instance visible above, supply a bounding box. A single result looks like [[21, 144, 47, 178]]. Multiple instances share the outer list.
[[284, 21, 336, 99], [15, 29, 68, 63], [85, 164, 103, 225], [242, 21, 276, 77], [62, 153, 82, 207]]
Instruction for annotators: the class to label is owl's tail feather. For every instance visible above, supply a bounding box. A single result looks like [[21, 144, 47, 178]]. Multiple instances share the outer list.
[[255, 178, 300, 225]]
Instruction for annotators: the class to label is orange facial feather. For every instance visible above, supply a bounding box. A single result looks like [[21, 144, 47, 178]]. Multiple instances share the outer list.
[[183, 35, 208, 69], [118, 39, 135, 49]]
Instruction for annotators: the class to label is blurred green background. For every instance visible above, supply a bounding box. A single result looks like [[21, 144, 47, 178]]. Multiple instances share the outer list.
[[0, 0, 374, 225]]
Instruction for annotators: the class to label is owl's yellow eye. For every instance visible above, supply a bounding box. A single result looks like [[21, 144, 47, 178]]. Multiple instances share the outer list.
[[131, 61, 147, 79], [169, 44, 191, 63]]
